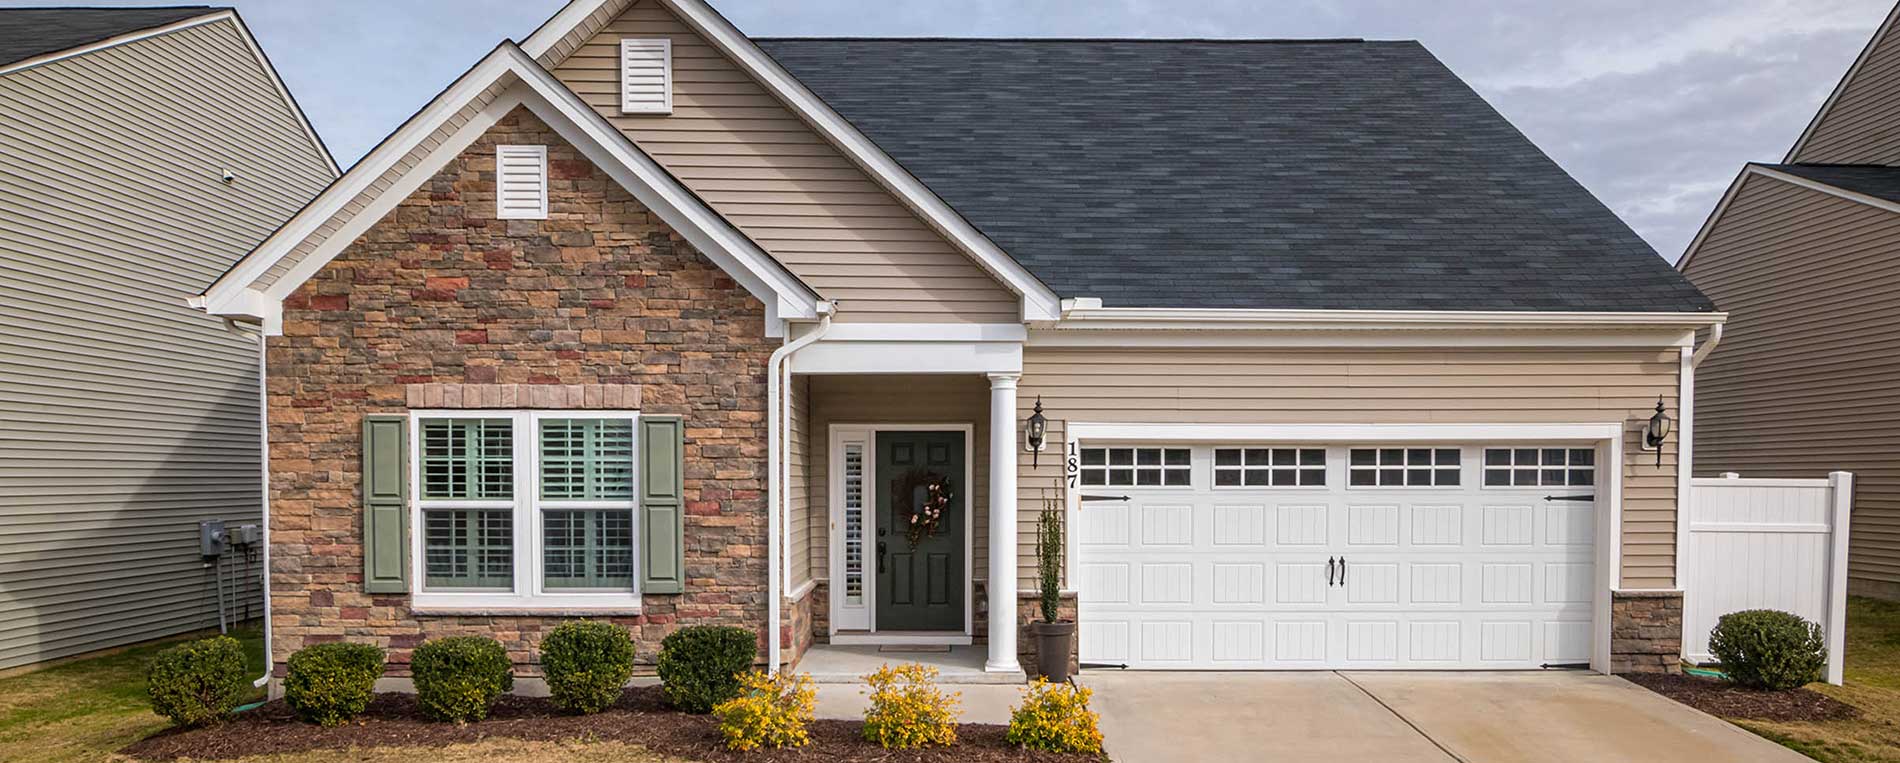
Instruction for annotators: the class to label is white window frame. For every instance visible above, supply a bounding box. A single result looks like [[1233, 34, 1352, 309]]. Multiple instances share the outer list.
[[619, 38, 674, 115], [494, 144, 549, 220], [1211, 446, 1328, 489], [409, 409, 642, 611]]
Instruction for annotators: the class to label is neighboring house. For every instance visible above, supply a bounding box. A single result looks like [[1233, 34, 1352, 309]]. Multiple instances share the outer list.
[[0, 7, 336, 669], [195, 0, 1718, 680], [1680, 3, 1900, 601]]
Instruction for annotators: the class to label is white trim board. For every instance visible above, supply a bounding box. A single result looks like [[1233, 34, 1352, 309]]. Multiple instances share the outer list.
[[826, 423, 977, 642], [520, 0, 1062, 322], [194, 42, 821, 337], [1053, 303, 1726, 331], [0, 9, 341, 178]]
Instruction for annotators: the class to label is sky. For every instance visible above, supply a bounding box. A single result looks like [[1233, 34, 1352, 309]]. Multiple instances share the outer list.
[[24, 0, 1895, 262]]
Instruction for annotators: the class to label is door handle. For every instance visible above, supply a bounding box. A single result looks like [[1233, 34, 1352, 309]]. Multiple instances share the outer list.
[[1339, 557, 1347, 587], [877, 541, 887, 574], [1326, 556, 1337, 587]]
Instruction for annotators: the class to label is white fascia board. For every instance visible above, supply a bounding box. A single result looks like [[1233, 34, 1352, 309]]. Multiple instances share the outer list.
[[1028, 327, 1695, 349], [1750, 164, 1900, 217], [810, 322, 1028, 343], [0, 10, 340, 177], [1782, 2, 1900, 163], [200, 43, 820, 335], [1065, 422, 1625, 444], [789, 323, 1026, 374], [521, 0, 619, 59], [1052, 306, 1727, 331], [650, 0, 1062, 322]]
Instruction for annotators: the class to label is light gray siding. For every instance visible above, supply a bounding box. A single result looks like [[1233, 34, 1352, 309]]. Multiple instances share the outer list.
[[0, 17, 334, 668]]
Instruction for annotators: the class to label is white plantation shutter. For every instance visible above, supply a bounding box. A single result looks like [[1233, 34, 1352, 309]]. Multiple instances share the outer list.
[[619, 38, 672, 114], [495, 144, 548, 220]]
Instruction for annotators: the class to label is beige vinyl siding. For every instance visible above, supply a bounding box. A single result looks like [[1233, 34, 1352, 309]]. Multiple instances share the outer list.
[[0, 19, 333, 668], [802, 375, 991, 590], [1793, 11, 1900, 164], [548, 0, 1020, 324], [788, 375, 811, 588], [1012, 348, 1683, 590], [1683, 173, 1900, 596]]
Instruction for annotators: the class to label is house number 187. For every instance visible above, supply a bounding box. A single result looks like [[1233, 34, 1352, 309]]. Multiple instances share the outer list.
[[1065, 441, 1080, 489]]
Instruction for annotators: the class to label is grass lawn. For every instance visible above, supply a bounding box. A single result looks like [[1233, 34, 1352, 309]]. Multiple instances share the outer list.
[[1730, 596, 1900, 762], [0, 627, 265, 763], [195, 739, 682, 763]]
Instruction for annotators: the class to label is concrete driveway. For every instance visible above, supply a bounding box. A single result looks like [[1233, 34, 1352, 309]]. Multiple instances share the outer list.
[[1081, 671, 1811, 763]]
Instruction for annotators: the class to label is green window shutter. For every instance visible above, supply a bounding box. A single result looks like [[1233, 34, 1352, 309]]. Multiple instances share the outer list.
[[639, 415, 685, 594], [362, 415, 410, 594]]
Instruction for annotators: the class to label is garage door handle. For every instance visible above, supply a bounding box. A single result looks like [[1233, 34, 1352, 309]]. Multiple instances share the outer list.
[[1339, 557, 1347, 586], [1326, 557, 1337, 586]]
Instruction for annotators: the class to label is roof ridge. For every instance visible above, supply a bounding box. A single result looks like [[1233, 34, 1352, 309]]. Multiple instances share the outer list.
[[0, 5, 218, 10], [754, 36, 1382, 44]]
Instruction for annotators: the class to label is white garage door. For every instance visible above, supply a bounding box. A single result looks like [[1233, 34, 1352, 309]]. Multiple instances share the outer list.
[[1076, 443, 1597, 670]]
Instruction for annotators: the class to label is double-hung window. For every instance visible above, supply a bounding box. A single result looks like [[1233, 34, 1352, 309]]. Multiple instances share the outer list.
[[411, 410, 640, 610]]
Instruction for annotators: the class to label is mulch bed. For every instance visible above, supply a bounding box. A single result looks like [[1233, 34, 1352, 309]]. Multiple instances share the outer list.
[[119, 686, 1100, 762], [1624, 672, 1860, 723]]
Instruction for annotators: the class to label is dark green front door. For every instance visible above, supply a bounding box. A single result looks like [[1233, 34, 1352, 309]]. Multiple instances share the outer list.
[[875, 430, 965, 632]]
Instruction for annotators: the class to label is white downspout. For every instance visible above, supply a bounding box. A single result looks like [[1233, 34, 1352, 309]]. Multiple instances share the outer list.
[[223, 318, 272, 689], [767, 305, 833, 672], [1675, 321, 1723, 664], [1690, 322, 1724, 368]]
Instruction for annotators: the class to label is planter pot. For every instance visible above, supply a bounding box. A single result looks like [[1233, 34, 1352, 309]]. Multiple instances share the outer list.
[[1032, 620, 1076, 683]]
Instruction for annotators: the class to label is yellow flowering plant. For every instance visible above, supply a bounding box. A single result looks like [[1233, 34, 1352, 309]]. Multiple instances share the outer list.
[[711, 670, 816, 751], [860, 663, 961, 749], [1006, 678, 1104, 754]]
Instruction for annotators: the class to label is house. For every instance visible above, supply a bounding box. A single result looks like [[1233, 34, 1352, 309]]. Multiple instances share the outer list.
[[194, 0, 1719, 680], [1679, 3, 1900, 602], [0, 7, 336, 669]]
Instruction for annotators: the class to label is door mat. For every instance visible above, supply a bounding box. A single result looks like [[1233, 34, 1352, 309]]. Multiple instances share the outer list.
[[877, 645, 952, 653]]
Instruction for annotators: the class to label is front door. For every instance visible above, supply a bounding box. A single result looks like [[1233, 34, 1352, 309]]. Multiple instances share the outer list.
[[875, 430, 965, 631]]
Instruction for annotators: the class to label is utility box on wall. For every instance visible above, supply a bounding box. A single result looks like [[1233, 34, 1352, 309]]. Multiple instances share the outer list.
[[199, 519, 226, 558]]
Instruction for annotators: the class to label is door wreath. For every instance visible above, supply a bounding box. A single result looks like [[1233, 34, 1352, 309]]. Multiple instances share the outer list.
[[892, 468, 954, 549]]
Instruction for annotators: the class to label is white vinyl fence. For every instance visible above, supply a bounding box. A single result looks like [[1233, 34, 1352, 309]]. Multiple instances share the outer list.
[[1683, 472, 1853, 684]]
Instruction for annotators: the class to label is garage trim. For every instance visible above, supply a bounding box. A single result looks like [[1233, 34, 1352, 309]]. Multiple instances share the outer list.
[[1063, 422, 1626, 673]]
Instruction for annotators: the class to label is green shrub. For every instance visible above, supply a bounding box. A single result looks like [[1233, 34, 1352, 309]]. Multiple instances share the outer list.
[[145, 636, 248, 727], [656, 625, 758, 713], [861, 663, 960, 749], [410, 636, 514, 723], [1709, 609, 1827, 690], [284, 642, 385, 726], [713, 670, 816, 751], [1007, 678, 1103, 754], [540, 620, 635, 714]]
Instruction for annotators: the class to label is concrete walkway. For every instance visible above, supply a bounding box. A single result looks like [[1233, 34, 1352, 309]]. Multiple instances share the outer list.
[[1081, 670, 1813, 763]]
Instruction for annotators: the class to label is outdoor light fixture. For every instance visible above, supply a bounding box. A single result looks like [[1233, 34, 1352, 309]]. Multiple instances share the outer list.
[[1025, 396, 1048, 466], [1642, 396, 1673, 468]]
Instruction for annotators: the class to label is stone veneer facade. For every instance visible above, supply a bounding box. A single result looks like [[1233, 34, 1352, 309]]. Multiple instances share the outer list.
[[266, 107, 782, 675], [1610, 590, 1685, 674]]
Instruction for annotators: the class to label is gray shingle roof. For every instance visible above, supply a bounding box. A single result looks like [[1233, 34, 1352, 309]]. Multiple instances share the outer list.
[[0, 6, 216, 69], [1761, 163, 1900, 205], [755, 38, 1714, 313]]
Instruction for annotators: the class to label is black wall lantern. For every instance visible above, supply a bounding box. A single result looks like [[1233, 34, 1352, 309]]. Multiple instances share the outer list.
[[1642, 395, 1673, 468], [1025, 396, 1048, 467]]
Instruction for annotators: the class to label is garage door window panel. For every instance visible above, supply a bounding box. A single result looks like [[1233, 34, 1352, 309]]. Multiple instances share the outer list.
[[1482, 447, 1594, 487], [1347, 448, 1460, 487], [1079, 447, 1190, 487], [1214, 447, 1325, 487]]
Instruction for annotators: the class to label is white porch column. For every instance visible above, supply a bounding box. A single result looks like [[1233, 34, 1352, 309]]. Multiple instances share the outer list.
[[986, 373, 1022, 672]]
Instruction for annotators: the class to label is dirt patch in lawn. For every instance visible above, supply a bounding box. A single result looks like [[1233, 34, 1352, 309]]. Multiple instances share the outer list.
[[118, 686, 1097, 763], [1624, 673, 1860, 723]]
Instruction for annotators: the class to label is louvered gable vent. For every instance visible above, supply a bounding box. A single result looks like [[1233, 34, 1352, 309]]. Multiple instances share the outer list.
[[495, 144, 548, 220], [620, 38, 673, 114]]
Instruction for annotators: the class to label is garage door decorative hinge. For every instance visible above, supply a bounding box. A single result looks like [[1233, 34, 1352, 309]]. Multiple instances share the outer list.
[[1078, 494, 1131, 503], [1543, 494, 1593, 502]]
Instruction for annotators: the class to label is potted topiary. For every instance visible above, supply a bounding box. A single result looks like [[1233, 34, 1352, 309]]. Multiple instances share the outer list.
[[1032, 490, 1074, 682]]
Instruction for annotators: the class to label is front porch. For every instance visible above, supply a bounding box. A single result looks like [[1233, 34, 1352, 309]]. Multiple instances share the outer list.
[[781, 362, 1032, 677]]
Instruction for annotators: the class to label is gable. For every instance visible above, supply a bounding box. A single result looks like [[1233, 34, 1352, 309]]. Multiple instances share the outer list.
[[1683, 171, 1900, 306], [1788, 3, 1900, 164], [545, 0, 1025, 324], [197, 44, 819, 336]]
